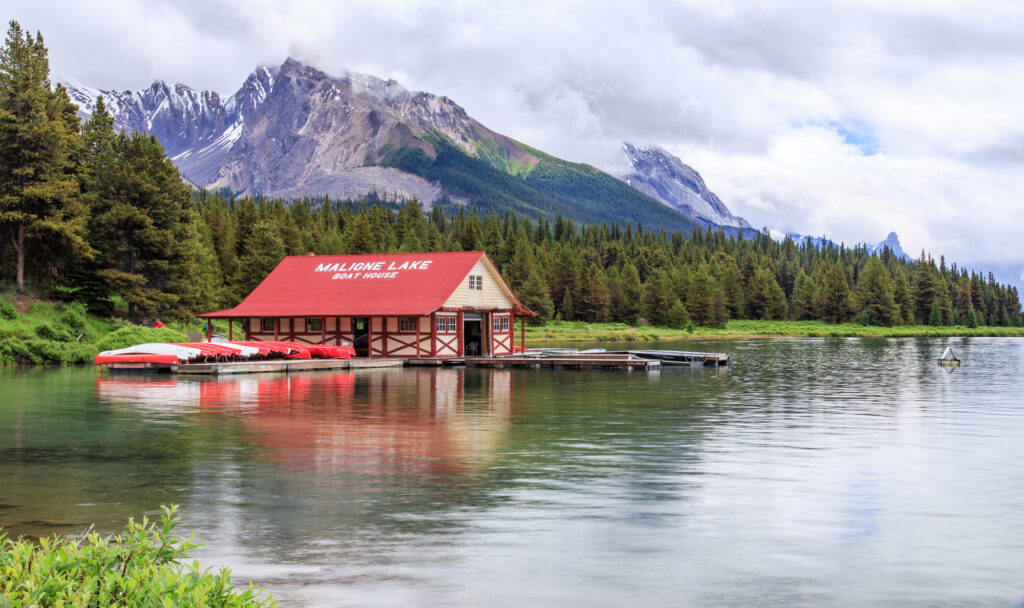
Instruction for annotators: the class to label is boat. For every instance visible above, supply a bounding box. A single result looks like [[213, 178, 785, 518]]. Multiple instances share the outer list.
[[95, 340, 355, 370], [938, 347, 960, 367]]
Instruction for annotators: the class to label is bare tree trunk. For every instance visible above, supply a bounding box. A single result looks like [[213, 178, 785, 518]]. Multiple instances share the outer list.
[[13, 224, 25, 294]]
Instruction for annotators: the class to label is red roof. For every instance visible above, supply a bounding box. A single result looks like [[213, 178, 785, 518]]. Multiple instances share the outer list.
[[200, 251, 518, 318]]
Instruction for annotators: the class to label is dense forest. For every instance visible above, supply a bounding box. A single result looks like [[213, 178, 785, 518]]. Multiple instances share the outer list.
[[1, 21, 1021, 330]]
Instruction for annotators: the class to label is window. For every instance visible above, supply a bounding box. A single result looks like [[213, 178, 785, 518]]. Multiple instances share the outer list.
[[493, 316, 501, 333], [436, 316, 449, 333], [399, 317, 417, 332], [447, 317, 457, 332], [305, 317, 323, 333], [493, 316, 510, 332], [261, 318, 275, 332], [501, 316, 510, 332], [468, 275, 483, 290]]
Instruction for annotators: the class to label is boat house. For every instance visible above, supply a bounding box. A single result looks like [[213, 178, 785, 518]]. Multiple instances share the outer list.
[[198, 251, 534, 359]]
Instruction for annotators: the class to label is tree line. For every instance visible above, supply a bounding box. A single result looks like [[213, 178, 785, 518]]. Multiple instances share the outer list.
[[1, 21, 1021, 329]]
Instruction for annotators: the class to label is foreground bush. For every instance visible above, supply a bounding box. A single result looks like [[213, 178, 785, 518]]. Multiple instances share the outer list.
[[0, 505, 276, 607], [0, 338, 97, 365]]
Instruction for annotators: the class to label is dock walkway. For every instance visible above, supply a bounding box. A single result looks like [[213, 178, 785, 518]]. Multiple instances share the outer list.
[[466, 354, 660, 371]]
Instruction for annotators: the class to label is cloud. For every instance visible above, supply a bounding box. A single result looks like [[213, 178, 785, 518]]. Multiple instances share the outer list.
[[11, 0, 1024, 275]]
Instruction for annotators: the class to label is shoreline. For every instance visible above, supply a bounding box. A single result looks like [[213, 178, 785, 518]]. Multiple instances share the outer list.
[[524, 320, 1024, 343]]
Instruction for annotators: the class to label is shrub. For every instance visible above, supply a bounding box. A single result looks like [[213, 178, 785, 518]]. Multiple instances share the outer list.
[[0, 505, 276, 607], [34, 321, 76, 342], [95, 326, 188, 351], [0, 338, 97, 365], [0, 301, 17, 319], [57, 301, 89, 333]]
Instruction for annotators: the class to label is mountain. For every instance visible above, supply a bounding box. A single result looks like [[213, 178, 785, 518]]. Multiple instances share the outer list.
[[621, 143, 751, 230], [781, 231, 912, 261], [63, 60, 699, 234]]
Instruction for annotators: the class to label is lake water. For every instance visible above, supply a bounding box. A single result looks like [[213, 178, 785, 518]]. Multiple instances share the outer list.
[[2, 337, 1024, 607]]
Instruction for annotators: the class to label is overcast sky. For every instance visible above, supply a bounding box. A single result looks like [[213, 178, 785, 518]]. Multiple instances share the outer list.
[[12, 0, 1024, 282]]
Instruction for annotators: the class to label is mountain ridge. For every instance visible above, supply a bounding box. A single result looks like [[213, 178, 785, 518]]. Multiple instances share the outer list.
[[62, 58, 701, 234], [621, 142, 752, 230]]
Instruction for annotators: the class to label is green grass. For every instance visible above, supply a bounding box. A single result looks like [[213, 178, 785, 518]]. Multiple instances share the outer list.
[[0, 290, 235, 365], [525, 319, 1024, 344]]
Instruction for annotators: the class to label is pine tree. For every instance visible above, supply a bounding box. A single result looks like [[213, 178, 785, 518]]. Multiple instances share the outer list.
[[818, 262, 852, 323], [666, 299, 690, 329], [966, 306, 979, 328], [89, 133, 192, 320], [518, 269, 555, 324], [643, 268, 678, 326], [936, 277, 953, 325], [928, 298, 942, 326], [345, 214, 375, 254], [616, 263, 643, 323], [854, 257, 899, 326], [560, 287, 575, 321], [789, 270, 818, 320], [0, 21, 90, 293], [577, 263, 611, 322], [234, 220, 285, 298]]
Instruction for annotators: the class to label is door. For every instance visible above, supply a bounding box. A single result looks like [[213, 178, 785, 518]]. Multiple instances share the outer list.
[[352, 317, 370, 357], [463, 317, 483, 357]]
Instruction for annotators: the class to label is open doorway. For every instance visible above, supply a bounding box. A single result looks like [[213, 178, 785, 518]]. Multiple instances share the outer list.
[[352, 317, 370, 357], [463, 314, 484, 356]]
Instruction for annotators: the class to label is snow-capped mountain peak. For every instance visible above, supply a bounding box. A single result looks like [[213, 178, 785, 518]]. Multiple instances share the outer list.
[[621, 142, 751, 230]]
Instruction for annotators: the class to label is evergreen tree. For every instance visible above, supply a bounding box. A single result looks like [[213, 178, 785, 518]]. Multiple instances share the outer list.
[[234, 220, 285, 298], [617, 263, 644, 324], [936, 277, 953, 325], [789, 270, 818, 320], [666, 299, 690, 329], [345, 214, 375, 254], [577, 263, 611, 322], [854, 257, 899, 326], [643, 268, 678, 326], [0, 21, 89, 293], [560, 286, 575, 321], [89, 133, 192, 321], [928, 298, 942, 326], [818, 262, 852, 323], [518, 269, 555, 324]]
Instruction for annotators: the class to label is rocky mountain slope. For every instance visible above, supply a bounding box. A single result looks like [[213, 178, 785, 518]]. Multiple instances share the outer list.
[[622, 143, 751, 230], [64, 59, 702, 234]]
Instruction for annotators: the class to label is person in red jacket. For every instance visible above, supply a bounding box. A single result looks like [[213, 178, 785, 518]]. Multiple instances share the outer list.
[[153, 318, 164, 329]]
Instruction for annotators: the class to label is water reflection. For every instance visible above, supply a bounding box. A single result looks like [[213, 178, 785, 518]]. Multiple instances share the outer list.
[[3, 339, 1024, 607]]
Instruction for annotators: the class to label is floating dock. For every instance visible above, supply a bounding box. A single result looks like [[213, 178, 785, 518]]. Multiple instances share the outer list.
[[175, 358, 404, 375], [466, 353, 660, 371], [103, 348, 728, 375], [606, 350, 730, 367]]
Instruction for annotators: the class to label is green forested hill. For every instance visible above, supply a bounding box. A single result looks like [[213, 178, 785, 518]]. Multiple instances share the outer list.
[[380, 137, 699, 235]]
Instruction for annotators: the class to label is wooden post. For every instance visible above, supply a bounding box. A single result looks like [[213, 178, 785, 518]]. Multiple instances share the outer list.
[[228, 319, 233, 341], [482, 313, 490, 356], [321, 316, 326, 345], [368, 317, 374, 359], [430, 312, 437, 357], [520, 316, 525, 352], [382, 317, 389, 357], [415, 318, 421, 358], [274, 318, 279, 341], [457, 311, 464, 357], [206, 319, 212, 341]]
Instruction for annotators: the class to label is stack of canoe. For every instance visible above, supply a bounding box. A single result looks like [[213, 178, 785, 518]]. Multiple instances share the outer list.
[[94, 341, 354, 367]]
